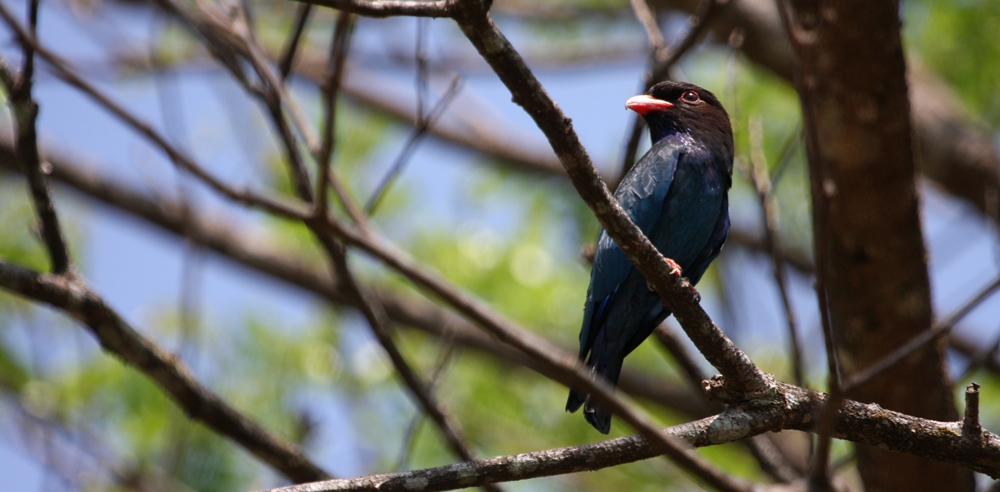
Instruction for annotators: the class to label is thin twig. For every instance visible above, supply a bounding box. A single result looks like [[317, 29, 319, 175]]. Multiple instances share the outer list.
[[628, 0, 664, 50], [0, 0, 71, 274], [395, 341, 456, 471], [279, 3, 313, 81], [21, 0, 39, 80], [747, 115, 804, 387], [744, 436, 802, 484], [329, 173, 373, 234], [314, 236, 504, 492], [0, 5, 308, 221], [415, 18, 430, 123], [842, 274, 1000, 393], [366, 75, 462, 214], [955, 328, 1000, 382], [618, 0, 722, 180], [315, 12, 354, 216], [652, 324, 707, 392], [767, 126, 801, 193]]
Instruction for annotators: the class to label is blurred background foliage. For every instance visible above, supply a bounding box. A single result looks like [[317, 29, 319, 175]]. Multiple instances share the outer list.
[[1, 0, 999, 491]]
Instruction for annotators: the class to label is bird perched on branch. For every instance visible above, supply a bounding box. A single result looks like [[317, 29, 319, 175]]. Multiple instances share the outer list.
[[567, 81, 734, 433]]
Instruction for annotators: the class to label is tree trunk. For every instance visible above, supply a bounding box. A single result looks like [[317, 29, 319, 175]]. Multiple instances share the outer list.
[[782, 1, 974, 491]]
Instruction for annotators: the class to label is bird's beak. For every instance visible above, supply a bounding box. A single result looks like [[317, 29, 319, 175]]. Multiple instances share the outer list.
[[625, 95, 673, 116]]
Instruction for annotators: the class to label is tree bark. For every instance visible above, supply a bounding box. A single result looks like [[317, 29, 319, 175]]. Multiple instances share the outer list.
[[783, 1, 975, 491]]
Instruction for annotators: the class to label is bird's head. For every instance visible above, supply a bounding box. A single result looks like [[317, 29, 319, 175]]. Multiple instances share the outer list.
[[626, 81, 734, 167]]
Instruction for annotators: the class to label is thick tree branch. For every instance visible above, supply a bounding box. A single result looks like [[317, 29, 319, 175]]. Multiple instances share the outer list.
[[263, 381, 1000, 492], [291, 0, 457, 18], [782, 0, 972, 489], [451, 0, 764, 396], [0, 261, 330, 483]]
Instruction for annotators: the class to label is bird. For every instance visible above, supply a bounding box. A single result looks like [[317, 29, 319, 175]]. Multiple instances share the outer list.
[[566, 81, 734, 434]]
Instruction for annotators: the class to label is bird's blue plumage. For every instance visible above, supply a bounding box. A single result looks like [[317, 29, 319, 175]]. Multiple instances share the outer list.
[[567, 81, 733, 433]]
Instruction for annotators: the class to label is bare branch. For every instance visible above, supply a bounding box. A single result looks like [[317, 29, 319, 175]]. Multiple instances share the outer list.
[[315, 12, 354, 216], [747, 115, 803, 387], [316, 240, 504, 492], [290, 0, 456, 18], [261, 403, 776, 492], [366, 76, 462, 215], [0, 142, 710, 419], [0, 260, 331, 483], [652, 324, 708, 392], [0, 5, 308, 220], [629, 0, 665, 50], [454, 0, 763, 392], [620, 0, 722, 178], [842, 274, 1000, 393], [0, 4, 71, 274], [263, 381, 1000, 492], [963, 383, 982, 444], [279, 3, 312, 81]]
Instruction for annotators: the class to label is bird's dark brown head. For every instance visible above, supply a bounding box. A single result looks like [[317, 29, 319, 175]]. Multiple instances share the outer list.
[[626, 81, 734, 164]]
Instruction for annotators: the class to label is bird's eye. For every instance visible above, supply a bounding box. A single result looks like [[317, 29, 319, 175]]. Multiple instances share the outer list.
[[681, 90, 700, 103]]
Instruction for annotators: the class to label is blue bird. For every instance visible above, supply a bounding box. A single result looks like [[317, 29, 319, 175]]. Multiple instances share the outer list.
[[567, 81, 734, 433]]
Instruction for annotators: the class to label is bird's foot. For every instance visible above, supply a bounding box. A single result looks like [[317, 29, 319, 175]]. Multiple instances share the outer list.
[[663, 257, 683, 277], [647, 258, 686, 294]]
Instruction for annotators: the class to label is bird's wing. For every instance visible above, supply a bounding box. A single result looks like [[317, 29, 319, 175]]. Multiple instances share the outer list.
[[576, 141, 681, 360]]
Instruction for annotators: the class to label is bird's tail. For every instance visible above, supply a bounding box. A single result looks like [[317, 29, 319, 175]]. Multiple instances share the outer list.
[[565, 342, 625, 434], [566, 387, 587, 414], [582, 355, 624, 434]]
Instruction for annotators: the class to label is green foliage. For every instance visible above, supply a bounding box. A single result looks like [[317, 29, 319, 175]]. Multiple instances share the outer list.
[[0, 178, 54, 273], [906, 0, 1000, 125]]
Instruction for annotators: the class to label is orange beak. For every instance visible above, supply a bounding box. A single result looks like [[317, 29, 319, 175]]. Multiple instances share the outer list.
[[625, 94, 673, 116]]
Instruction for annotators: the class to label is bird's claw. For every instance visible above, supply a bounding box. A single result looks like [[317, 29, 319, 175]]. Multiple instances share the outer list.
[[687, 284, 701, 302], [663, 257, 682, 277], [647, 258, 685, 294]]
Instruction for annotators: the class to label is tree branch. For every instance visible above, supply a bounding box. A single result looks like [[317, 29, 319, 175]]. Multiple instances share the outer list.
[[262, 381, 1000, 492], [0, 4, 308, 221], [0, 260, 330, 483], [291, 0, 457, 18], [450, 0, 764, 396], [0, 49, 71, 273], [0, 140, 713, 419]]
